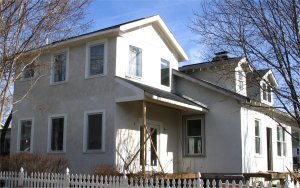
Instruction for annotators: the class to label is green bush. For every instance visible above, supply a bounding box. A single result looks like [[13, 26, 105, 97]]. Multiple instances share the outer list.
[[0, 153, 69, 174]]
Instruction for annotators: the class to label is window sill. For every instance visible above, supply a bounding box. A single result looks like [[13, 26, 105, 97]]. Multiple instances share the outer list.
[[20, 77, 35, 82], [47, 151, 66, 154], [50, 81, 68, 86], [125, 75, 142, 80], [85, 74, 106, 80], [254, 154, 263, 158], [183, 154, 205, 158], [83, 150, 105, 154]]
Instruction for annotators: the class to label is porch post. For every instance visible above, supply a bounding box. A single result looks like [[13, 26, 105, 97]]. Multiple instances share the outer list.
[[142, 100, 147, 174]]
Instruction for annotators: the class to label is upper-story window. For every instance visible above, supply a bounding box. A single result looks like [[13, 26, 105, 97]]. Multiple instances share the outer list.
[[262, 83, 272, 103], [86, 42, 106, 78], [128, 45, 142, 77], [161, 59, 170, 87], [51, 51, 68, 84], [238, 71, 243, 91], [22, 62, 35, 80]]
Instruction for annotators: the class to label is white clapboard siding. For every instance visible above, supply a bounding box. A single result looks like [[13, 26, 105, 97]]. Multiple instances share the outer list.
[[0, 167, 298, 188]]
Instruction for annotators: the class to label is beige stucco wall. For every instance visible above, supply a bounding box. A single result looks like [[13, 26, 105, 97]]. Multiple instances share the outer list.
[[12, 36, 118, 173], [174, 76, 243, 173]]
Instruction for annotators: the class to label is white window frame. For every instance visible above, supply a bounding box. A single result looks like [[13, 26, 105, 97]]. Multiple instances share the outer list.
[[17, 118, 34, 153], [183, 115, 205, 156], [50, 49, 69, 85], [21, 62, 35, 81], [261, 82, 272, 103], [83, 110, 106, 153], [126, 45, 142, 78], [161, 58, 170, 87], [254, 119, 262, 155], [47, 114, 67, 153], [277, 126, 287, 157], [85, 40, 107, 79]]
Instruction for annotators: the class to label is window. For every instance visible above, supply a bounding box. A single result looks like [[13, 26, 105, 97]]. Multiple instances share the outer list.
[[84, 111, 105, 152], [184, 116, 204, 156], [161, 59, 170, 87], [277, 126, 286, 156], [48, 115, 66, 152], [86, 42, 105, 77], [22, 63, 35, 80], [128, 45, 142, 77], [255, 119, 261, 154], [262, 83, 272, 102], [238, 71, 243, 91], [18, 119, 33, 152], [52, 51, 67, 83]]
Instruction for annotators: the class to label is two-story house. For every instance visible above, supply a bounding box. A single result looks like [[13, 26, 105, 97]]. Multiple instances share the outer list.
[[11, 15, 293, 174]]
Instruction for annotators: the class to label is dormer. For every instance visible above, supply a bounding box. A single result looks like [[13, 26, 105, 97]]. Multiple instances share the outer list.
[[247, 69, 278, 105], [179, 53, 252, 96]]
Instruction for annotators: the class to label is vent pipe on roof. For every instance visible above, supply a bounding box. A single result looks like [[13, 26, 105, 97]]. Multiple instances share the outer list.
[[212, 51, 229, 61]]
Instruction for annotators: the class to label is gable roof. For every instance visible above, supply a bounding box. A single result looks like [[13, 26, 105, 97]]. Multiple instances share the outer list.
[[247, 69, 278, 86], [173, 69, 249, 102], [117, 77, 208, 112], [179, 57, 243, 72], [42, 15, 188, 62]]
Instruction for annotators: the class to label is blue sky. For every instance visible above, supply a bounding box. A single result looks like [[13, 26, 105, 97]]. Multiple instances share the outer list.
[[86, 0, 204, 66]]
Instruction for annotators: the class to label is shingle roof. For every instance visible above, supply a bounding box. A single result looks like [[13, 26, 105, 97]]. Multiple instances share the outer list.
[[246, 69, 270, 80], [179, 57, 243, 72], [49, 18, 146, 46], [119, 77, 208, 109]]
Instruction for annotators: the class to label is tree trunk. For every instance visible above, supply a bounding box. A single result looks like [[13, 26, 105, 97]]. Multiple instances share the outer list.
[[0, 111, 12, 155]]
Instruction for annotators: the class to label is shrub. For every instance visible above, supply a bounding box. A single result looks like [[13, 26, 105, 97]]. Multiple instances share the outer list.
[[0, 153, 69, 174], [92, 165, 121, 177]]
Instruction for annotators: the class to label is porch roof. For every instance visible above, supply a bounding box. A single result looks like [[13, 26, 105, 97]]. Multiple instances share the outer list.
[[118, 77, 208, 112]]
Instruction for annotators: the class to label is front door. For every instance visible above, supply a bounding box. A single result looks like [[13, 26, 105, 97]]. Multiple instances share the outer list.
[[267, 128, 273, 171], [140, 123, 160, 171]]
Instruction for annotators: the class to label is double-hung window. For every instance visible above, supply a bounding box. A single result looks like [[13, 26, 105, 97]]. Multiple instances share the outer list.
[[161, 59, 170, 87], [277, 126, 286, 157], [262, 83, 272, 102], [184, 116, 204, 156], [52, 52, 67, 83], [84, 110, 105, 152], [86, 42, 105, 77], [254, 119, 261, 155], [18, 119, 33, 152], [128, 45, 142, 77], [22, 62, 35, 80], [48, 115, 66, 152]]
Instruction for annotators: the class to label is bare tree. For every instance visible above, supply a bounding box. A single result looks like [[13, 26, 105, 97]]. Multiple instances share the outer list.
[[0, 0, 91, 154], [191, 0, 300, 128]]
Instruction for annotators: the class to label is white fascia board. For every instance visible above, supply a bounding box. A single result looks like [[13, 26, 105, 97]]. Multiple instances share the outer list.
[[120, 15, 188, 62], [263, 70, 278, 87], [147, 93, 206, 112], [238, 57, 253, 72]]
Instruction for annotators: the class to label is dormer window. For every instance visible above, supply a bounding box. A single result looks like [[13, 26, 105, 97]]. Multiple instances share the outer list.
[[262, 83, 272, 103], [238, 71, 243, 91]]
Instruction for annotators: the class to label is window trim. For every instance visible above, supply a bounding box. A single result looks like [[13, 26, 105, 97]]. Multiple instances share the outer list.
[[160, 58, 171, 87], [21, 62, 36, 81], [277, 126, 287, 157], [47, 114, 67, 153], [50, 49, 69, 85], [126, 45, 142, 79], [17, 118, 34, 153], [261, 82, 272, 103], [254, 119, 262, 156], [83, 110, 106, 153], [85, 40, 107, 79], [183, 115, 205, 157]]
